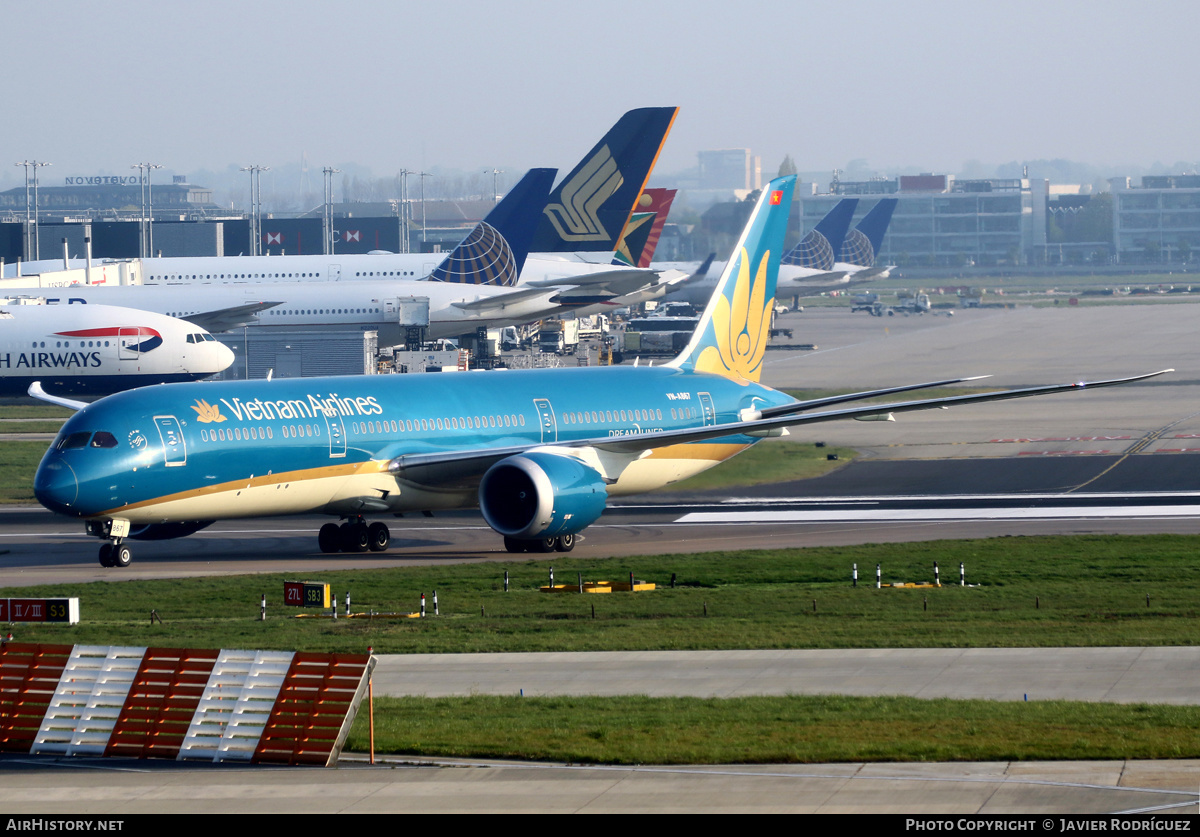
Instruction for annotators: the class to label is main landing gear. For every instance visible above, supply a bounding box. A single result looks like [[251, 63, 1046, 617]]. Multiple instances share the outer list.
[[319, 516, 390, 554], [503, 533, 576, 553]]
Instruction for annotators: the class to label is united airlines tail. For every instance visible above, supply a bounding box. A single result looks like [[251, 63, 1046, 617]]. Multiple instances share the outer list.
[[530, 107, 679, 254], [839, 198, 897, 267], [669, 175, 796, 384], [780, 197, 858, 270], [428, 168, 556, 286]]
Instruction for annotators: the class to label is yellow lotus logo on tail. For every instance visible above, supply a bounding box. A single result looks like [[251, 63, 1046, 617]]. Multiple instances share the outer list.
[[192, 399, 226, 423], [694, 247, 774, 384]]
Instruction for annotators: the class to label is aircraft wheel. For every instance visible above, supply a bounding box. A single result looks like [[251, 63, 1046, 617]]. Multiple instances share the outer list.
[[503, 537, 526, 553], [554, 534, 576, 553], [98, 544, 115, 568], [367, 522, 390, 552], [112, 545, 132, 568], [341, 522, 369, 553], [528, 537, 556, 554], [318, 523, 342, 554]]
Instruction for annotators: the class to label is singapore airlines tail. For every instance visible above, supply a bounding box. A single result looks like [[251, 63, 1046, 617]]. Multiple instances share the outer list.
[[530, 107, 679, 254], [669, 175, 796, 384]]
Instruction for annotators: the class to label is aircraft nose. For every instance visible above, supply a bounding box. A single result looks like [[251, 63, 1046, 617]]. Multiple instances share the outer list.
[[34, 456, 79, 514], [213, 341, 235, 372]]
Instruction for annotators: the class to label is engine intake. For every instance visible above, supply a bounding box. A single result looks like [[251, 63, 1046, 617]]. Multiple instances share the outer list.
[[479, 453, 607, 538]]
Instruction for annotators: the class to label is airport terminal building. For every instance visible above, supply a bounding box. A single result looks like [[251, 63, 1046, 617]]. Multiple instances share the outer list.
[[1110, 175, 1200, 264], [795, 174, 1047, 269], [0, 174, 489, 265]]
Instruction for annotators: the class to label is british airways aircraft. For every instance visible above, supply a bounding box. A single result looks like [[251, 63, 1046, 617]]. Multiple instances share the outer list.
[[1, 302, 233, 396], [32, 176, 1167, 568]]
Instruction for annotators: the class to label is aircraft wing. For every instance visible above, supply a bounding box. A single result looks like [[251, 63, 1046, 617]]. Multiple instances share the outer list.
[[758, 376, 993, 418], [525, 267, 659, 293], [388, 370, 1171, 488], [448, 287, 559, 312], [541, 268, 689, 307], [181, 301, 282, 333]]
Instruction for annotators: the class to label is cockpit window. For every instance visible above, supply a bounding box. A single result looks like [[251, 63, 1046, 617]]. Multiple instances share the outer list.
[[57, 431, 92, 450], [90, 431, 118, 449]]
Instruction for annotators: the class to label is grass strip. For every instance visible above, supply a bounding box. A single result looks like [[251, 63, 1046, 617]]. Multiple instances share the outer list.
[[0, 441, 49, 503], [4, 535, 1198, 653], [347, 694, 1200, 764]]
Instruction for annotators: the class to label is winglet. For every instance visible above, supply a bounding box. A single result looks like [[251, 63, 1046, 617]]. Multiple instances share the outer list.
[[28, 381, 88, 412]]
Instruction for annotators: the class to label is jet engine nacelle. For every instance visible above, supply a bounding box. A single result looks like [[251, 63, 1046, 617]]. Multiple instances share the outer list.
[[478, 453, 608, 539]]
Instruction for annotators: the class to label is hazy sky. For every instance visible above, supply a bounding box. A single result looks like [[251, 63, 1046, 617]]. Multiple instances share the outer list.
[[4, 0, 1197, 191]]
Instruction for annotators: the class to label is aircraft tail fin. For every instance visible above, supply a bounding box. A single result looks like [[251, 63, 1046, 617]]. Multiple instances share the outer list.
[[428, 168, 556, 286], [612, 188, 677, 268], [780, 197, 858, 270], [531, 107, 678, 254], [839, 198, 897, 267], [668, 176, 796, 383]]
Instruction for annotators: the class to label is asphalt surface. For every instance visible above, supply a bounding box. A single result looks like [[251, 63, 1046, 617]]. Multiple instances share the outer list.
[[4, 301, 1200, 814]]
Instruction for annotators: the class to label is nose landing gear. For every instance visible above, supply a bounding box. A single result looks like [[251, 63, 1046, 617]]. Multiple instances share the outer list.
[[88, 518, 132, 568]]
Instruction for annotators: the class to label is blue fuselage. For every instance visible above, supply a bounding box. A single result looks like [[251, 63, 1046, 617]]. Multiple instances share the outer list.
[[35, 366, 794, 525]]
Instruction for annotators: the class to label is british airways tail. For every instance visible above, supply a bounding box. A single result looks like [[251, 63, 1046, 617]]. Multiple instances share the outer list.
[[780, 197, 858, 270], [839, 198, 897, 267], [531, 107, 679, 254], [428, 167, 556, 286], [669, 175, 796, 383]]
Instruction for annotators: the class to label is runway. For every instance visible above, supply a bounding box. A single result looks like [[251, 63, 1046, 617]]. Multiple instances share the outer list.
[[2, 754, 1196, 814], [4, 302, 1200, 813]]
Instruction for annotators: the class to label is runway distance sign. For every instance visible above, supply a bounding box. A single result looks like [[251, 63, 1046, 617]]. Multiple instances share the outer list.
[[284, 581, 330, 609], [0, 598, 79, 624]]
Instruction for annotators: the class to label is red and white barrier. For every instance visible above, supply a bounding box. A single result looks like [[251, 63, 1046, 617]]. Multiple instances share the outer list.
[[1, 643, 374, 766]]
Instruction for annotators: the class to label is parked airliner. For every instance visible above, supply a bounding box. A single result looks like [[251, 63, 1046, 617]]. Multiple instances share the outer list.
[[33, 176, 1166, 568], [1, 302, 233, 396], [5, 107, 678, 291]]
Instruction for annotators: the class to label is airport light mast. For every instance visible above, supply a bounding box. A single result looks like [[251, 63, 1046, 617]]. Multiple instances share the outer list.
[[241, 165, 270, 256], [131, 163, 163, 258], [397, 169, 414, 253], [487, 168, 503, 205], [322, 166, 340, 255], [15, 160, 51, 260], [419, 171, 432, 245]]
